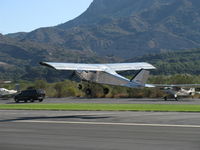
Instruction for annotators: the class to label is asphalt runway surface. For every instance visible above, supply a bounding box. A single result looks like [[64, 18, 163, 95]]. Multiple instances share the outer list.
[[0, 110, 200, 150], [1, 97, 200, 104]]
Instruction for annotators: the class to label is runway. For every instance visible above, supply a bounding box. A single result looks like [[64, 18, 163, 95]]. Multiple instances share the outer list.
[[0, 110, 200, 150]]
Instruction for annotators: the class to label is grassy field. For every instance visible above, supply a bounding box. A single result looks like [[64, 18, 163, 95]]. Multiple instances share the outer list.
[[0, 103, 200, 112]]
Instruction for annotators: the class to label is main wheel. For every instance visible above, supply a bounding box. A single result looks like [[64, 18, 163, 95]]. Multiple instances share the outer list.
[[30, 99, 34, 102], [164, 96, 167, 101], [103, 88, 109, 95], [85, 88, 92, 96], [174, 95, 178, 101], [15, 99, 19, 103]]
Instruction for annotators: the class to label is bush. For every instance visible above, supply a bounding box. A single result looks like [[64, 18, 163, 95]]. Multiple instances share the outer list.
[[34, 80, 47, 89], [13, 74, 200, 98]]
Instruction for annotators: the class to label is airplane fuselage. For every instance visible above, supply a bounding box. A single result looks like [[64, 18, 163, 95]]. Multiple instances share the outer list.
[[163, 87, 195, 98], [75, 70, 146, 88]]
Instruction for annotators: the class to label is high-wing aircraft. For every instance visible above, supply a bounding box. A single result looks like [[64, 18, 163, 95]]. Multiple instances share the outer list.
[[0, 81, 19, 98], [156, 85, 199, 100], [40, 62, 156, 86], [0, 88, 17, 98], [40, 62, 200, 100], [40, 62, 156, 95]]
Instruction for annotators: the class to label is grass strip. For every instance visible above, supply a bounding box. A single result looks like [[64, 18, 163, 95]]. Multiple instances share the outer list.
[[0, 103, 200, 112]]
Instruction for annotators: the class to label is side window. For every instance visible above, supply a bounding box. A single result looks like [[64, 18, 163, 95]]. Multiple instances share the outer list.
[[29, 90, 36, 96], [22, 91, 29, 96], [26, 91, 32, 96]]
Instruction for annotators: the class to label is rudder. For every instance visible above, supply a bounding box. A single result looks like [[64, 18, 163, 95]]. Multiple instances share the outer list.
[[130, 69, 150, 84]]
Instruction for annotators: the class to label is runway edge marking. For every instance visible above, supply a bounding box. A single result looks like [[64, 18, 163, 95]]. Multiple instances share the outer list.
[[13, 120, 200, 128]]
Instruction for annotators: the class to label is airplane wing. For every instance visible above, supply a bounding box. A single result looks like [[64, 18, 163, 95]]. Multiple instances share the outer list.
[[40, 62, 156, 72]]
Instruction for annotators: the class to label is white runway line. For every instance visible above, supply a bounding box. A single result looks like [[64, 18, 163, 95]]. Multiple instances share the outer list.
[[13, 120, 200, 128]]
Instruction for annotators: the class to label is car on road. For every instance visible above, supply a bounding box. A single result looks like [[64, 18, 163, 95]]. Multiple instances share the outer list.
[[14, 89, 45, 103]]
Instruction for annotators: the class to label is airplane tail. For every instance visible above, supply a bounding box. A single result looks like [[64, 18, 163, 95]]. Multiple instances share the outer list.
[[130, 69, 150, 84], [15, 84, 20, 92]]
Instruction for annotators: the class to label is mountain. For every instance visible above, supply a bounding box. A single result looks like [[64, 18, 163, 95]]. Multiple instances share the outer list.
[[0, 33, 120, 81], [7, 0, 200, 58], [2, 0, 200, 80]]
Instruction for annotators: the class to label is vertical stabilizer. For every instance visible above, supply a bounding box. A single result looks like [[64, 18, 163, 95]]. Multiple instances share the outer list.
[[130, 69, 150, 84]]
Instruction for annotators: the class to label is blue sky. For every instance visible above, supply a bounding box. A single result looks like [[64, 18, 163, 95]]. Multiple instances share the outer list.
[[0, 0, 93, 34]]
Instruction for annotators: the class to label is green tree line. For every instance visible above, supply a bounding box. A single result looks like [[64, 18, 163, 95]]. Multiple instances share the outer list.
[[3, 74, 200, 98]]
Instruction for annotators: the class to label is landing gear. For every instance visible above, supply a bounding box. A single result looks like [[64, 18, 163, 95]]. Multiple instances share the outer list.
[[163, 95, 179, 101], [85, 88, 92, 96], [14, 99, 19, 103], [77, 82, 110, 97], [39, 99, 43, 102], [103, 88, 109, 95], [174, 97, 178, 101], [78, 84, 83, 90], [77, 82, 93, 96], [164, 96, 167, 101], [174, 95, 178, 101]]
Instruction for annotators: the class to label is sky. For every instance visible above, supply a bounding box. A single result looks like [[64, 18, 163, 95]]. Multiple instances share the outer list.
[[0, 0, 93, 34]]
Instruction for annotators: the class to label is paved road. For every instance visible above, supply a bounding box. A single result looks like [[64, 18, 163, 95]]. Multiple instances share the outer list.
[[1, 97, 200, 104], [0, 110, 200, 150]]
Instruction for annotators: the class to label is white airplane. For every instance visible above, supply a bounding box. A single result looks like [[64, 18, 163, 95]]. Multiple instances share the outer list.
[[0, 81, 18, 98], [157, 85, 198, 100], [0, 88, 17, 98], [40, 62, 200, 100], [40, 62, 156, 86]]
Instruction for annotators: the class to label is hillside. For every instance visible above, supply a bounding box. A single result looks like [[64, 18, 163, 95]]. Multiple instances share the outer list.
[[7, 0, 200, 58], [128, 48, 200, 75], [0, 33, 120, 81]]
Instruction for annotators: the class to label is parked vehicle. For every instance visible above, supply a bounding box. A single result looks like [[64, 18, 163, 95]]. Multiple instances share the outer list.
[[14, 89, 45, 103]]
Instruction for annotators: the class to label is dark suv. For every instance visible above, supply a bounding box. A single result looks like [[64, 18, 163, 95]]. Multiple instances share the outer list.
[[14, 89, 45, 103]]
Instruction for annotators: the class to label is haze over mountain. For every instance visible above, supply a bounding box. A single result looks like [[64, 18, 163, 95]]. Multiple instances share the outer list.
[[1, 0, 200, 80]]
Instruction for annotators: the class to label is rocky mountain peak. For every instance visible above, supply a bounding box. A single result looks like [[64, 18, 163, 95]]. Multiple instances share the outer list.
[[5, 0, 200, 59]]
